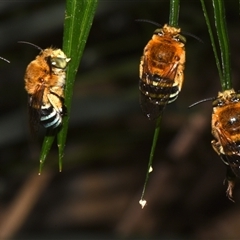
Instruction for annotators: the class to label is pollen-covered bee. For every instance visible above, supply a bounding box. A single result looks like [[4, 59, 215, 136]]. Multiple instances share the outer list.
[[20, 41, 71, 131], [211, 89, 240, 201], [138, 21, 186, 120]]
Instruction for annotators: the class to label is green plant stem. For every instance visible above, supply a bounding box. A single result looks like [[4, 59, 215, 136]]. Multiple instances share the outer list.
[[39, 0, 98, 174], [39, 134, 55, 174], [200, 0, 232, 91], [58, 0, 98, 172], [140, 117, 161, 203], [212, 0, 232, 90], [169, 0, 180, 27], [140, 0, 180, 207], [200, 0, 224, 86]]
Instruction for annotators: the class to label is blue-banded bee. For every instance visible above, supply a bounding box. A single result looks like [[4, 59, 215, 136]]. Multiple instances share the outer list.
[[20, 42, 71, 131], [138, 21, 186, 120], [211, 89, 240, 201]]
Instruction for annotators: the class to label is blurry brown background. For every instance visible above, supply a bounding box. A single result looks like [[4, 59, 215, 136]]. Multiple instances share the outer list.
[[1, 1, 240, 239]]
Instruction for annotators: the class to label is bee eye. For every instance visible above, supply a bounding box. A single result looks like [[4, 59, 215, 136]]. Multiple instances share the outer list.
[[51, 57, 68, 69], [154, 28, 164, 36], [233, 94, 240, 101], [213, 99, 223, 107], [231, 97, 240, 102], [175, 34, 186, 43], [212, 99, 218, 106]]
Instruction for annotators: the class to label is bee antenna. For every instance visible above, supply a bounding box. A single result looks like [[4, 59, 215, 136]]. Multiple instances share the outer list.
[[18, 41, 43, 51], [135, 20, 203, 43], [188, 97, 215, 108], [181, 31, 204, 43], [0, 56, 10, 63], [135, 19, 162, 28]]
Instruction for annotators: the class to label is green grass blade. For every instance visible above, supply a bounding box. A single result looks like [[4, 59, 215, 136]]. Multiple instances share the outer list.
[[200, 0, 224, 86], [169, 0, 180, 27], [200, 0, 232, 90], [39, 134, 55, 175], [139, 0, 180, 208], [212, 0, 232, 90], [57, 0, 98, 172], [139, 117, 161, 208], [38, 0, 98, 174]]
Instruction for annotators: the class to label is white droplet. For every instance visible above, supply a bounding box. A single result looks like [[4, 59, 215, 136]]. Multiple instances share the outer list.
[[149, 166, 153, 173], [139, 199, 147, 209]]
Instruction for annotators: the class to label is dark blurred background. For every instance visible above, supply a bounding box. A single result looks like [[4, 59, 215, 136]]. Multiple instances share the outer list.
[[1, 1, 240, 239]]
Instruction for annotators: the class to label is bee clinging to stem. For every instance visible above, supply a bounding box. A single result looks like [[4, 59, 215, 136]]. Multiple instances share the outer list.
[[190, 89, 240, 201], [19, 41, 71, 132], [137, 19, 202, 120], [211, 89, 240, 201], [137, 19, 186, 120]]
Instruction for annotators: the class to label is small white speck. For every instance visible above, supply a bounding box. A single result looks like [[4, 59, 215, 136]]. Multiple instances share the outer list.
[[139, 199, 147, 209]]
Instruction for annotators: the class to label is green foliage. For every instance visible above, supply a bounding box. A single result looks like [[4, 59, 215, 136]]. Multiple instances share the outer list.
[[39, 0, 98, 174], [140, 0, 180, 207], [169, 0, 180, 27], [201, 0, 232, 90]]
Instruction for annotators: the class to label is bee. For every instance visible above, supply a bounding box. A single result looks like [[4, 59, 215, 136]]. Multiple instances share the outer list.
[[138, 20, 186, 120], [211, 89, 240, 201], [20, 41, 71, 131]]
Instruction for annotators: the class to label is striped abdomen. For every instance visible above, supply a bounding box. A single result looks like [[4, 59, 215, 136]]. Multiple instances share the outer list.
[[40, 104, 63, 129], [139, 73, 180, 120]]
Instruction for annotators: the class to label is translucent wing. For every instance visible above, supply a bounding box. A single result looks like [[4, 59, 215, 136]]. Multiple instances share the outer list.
[[216, 127, 240, 178], [139, 57, 179, 120]]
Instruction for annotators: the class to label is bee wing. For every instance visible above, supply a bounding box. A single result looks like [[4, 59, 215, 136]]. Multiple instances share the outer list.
[[139, 59, 178, 120], [216, 127, 240, 178], [28, 84, 45, 133], [139, 91, 163, 120]]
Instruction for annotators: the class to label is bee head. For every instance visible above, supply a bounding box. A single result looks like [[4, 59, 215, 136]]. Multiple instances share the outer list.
[[50, 49, 71, 69]]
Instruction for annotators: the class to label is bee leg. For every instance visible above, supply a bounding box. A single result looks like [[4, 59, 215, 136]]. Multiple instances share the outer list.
[[47, 92, 63, 114], [211, 140, 229, 165], [224, 166, 236, 202]]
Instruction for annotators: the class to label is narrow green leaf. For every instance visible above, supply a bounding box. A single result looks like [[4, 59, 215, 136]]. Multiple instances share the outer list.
[[200, 0, 224, 85], [200, 0, 231, 91], [212, 0, 232, 90], [140, 0, 180, 208], [39, 0, 98, 173], [57, 0, 98, 171], [39, 134, 55, 175], [139, 117, 161, 207], [169, 0, 180, 27]]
